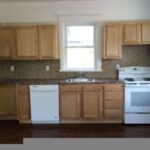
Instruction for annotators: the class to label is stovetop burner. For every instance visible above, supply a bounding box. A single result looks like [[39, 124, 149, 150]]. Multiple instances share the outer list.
[[143, 78, 150, 81], [124, 78, 134, 81]]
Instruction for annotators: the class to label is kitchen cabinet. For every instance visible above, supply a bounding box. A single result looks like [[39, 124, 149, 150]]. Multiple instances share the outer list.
[[123, 23, 150, 44], [123, 24, 141, 44], [82, 84, 103, 119], [0, 24, 58, 60], [16, 26, 38, 59], [60, 84, 81, 120], [142, 23, 150, 43], [17, 84, 31, 123], [103, 83, 123, 120], [0, 84, 17, 119], [60, 84, 103, 123], [38, 25, 58, 59], [103, 24, 123, 59], [0, 27, 16, 59]]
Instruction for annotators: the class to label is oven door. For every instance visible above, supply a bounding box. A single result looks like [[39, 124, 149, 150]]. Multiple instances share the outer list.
[[125, 85, 150, 113]]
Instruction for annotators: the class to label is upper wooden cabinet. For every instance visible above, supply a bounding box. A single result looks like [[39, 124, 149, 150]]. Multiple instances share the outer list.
[[123, 24, 141, 44], [142, 23, 150, 43], [16, 26, 39, 59], [38, 25, 58, 59], [123, 23, 150, 44], [0, 27, 16, 59], [103, 24, 123, 59], [0, 24, 58, 60]]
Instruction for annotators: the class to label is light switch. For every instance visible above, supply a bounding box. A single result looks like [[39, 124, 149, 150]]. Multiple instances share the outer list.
[[10, 65, 15, 72], [45, 65, 50, 71]]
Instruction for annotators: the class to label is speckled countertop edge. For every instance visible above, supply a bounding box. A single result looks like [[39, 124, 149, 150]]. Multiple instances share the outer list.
[[0, 78, 124, 84]]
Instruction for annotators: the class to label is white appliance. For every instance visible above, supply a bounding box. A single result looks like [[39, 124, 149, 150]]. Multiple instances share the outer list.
[[30, 85, 59, 124], [119, 66, 150, 124]]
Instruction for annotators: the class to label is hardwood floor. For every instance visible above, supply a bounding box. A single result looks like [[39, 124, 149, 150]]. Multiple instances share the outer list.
[[1, 121, 150, 144]]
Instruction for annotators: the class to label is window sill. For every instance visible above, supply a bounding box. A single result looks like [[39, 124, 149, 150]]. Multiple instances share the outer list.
[[59, 69, 103, 72]]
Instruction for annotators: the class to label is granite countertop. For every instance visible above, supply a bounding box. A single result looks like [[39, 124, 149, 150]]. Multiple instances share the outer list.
[[0, 78, 124, 84]]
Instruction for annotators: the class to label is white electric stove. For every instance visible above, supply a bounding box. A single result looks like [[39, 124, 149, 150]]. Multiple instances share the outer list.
[[119, 66, 150, 124]]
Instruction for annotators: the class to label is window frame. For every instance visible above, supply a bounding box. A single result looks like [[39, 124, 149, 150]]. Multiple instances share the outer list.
[[59, 21, 101, 72]]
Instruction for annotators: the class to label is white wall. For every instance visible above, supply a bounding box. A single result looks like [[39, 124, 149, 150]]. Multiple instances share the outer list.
[[0, 0, 150, 22]]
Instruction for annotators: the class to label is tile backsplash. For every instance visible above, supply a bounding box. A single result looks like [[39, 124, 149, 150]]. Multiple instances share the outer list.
[[0, 45, 150, 80]]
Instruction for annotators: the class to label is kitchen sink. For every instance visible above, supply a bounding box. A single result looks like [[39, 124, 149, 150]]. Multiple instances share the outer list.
[[65, 77, 96, 83]]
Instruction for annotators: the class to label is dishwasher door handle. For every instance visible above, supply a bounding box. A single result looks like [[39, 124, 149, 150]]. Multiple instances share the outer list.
[[30, 90, 57, 93]]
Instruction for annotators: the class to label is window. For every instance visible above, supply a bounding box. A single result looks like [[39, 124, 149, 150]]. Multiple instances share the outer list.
[[60, 23, 101, 72]]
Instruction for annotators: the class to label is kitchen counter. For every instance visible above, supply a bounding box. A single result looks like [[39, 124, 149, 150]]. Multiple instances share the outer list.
[[0, 78, 124, 84]]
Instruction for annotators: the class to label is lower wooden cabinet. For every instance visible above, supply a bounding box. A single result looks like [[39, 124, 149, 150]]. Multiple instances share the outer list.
[[60, 83, 124, 123], [0, 84, 17, 119], [61, 92, 81, 119], [60, 84, 104, 123], [17, 84, 31, 123], [103, 84, 123, 120], [82, 85, 103, 119]]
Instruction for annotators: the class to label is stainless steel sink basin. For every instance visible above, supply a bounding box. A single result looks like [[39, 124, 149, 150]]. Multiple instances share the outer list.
[[65, 77, 96, 83]]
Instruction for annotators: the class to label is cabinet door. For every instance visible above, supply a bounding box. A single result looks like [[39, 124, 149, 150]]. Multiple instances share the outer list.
[[60, 92, 81, 119], [16, 26, 38, 59], [0, 84, 17, 119], [17, 85, 31, 123], [0, 27, 16, 59], [38, 25, 58, 59], [103, 24, 123, 59], [82, 91, 103, 119], [142, 23, 150, 43], [123, 24, 141, 44]]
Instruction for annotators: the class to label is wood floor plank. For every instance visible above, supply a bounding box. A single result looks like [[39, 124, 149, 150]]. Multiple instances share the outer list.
[[0, 121, 150, 144]]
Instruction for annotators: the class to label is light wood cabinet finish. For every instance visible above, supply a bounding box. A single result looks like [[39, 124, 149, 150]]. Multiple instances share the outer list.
[[60, 84, 103, 122], [60, 92, 81, 119], [0, 24, 58, 60], [0, 27, 16, 59], [0, 84, 17, 119], [104, 109, 122, 118], [38, 25, 58, 59], [123, 23, 150, 44], [60, 84, 81, 119], [103, 24, 123, 59], [123, 24, 141, 44], [104, 92, 123, 100], [104, 84, 123, 91], [103, 83, 123, 119], [17, 84, 31, 123], [16, 26, 38, 59], [61, 84, 82, 92], [82, 91, 103, 119], [142, 23, 150, 43]]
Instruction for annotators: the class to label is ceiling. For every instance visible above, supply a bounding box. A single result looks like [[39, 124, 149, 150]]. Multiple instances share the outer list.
[[0, 0, 98, 2]]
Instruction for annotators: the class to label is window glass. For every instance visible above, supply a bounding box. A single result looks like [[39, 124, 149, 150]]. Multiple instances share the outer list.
[[60, 23, 101, 72]]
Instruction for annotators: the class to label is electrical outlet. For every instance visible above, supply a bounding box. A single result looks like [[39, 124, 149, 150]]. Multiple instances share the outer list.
[[10, 65, 15, 72], [45, 65, 50, 71], [116, 64, 120, 70]]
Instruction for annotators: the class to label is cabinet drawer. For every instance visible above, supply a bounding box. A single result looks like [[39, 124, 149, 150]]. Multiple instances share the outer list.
[[104, 84, 123, 91], [104, 109, 123, 118], [104, 100, 123, 109], [82, 84, 102, 91], [104, 92, 123, 100], [60, 84, 82, 92]]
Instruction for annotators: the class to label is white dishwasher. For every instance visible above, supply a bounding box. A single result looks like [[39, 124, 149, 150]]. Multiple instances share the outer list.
[[29, 85, 59, 124]]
